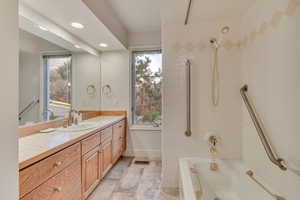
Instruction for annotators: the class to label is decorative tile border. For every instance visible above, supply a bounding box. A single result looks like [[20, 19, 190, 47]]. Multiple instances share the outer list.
[[172, 0, 300, 52]]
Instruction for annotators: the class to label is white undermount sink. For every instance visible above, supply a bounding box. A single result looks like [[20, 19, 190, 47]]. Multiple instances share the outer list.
[[57, 122, 99, 132]]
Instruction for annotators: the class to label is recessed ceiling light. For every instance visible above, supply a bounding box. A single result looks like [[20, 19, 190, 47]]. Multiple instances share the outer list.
[[74, 45, 81, 49], [39, 26, 48, 31], [99, 43, 108, 48], [71, 22, 84, 29]]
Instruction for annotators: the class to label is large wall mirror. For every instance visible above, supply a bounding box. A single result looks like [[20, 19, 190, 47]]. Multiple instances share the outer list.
[[19, 18, 101, 126]]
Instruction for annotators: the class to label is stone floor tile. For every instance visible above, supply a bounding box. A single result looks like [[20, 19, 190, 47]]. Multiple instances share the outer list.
[[88, 179, 118, 200], [88, 158, 178, 200]]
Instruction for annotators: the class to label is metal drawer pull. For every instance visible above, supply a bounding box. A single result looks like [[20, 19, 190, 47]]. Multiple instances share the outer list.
[[53, 187, 62, 192], [53, 161, 63, 167]]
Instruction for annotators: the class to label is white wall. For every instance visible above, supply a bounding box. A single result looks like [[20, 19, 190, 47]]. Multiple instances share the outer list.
[[100, 50, 162, 160], [72, 52, 101, 110], [240, 1, 300, 199], [100, 51, 130, 111], [129, 31, 161, 48], [19, 29, 65, 124], [161, 18, 243, 187], [0, 0, 19, 199]]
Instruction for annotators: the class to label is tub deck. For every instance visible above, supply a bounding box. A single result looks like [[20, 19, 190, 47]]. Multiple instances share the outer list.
[[179, 158, 276, 200]]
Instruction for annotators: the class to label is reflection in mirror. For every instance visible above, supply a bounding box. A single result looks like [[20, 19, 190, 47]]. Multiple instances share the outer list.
[[18, 18, 101, 126], [19, 29, 71, 125], [42, 55, 72, 121]]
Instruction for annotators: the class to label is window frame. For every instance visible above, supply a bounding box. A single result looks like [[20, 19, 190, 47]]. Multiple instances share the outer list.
[[42, 54, 72, 121], [130, 49, 162, 129]]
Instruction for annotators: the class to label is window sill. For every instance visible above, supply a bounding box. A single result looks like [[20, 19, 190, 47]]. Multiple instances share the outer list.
[[130, 125, 161, 132]]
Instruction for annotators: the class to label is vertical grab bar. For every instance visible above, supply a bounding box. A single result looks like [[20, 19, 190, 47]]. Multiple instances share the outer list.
[[185, 60, 192, 137], [240, 85, 286, 170]]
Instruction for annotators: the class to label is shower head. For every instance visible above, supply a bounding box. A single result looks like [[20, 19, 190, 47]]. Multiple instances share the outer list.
[[221, 26, 230, 34]]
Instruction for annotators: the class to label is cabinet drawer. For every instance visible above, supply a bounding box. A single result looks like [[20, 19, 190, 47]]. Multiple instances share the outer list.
[[81, 133, 100, 155], [20, 143, 81, 198], [101, 126, 112, 143], [21, 160, 81, 200]]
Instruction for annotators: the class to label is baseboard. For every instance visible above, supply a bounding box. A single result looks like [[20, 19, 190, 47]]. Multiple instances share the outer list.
[[123, 148, 161, 160]]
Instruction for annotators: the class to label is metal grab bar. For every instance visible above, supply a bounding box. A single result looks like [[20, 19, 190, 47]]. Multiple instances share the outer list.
[[185, 59, 192, 136], [246, 170, 286, 200], [19, 99, 40, 120], [240, 85, 286, 170]]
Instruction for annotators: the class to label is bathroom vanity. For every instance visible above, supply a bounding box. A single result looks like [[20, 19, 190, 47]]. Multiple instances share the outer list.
[[18, 114, 126, 200]]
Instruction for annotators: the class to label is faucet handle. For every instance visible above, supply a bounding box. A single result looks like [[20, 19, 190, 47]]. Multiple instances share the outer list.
[[209, 135, 218, 146]]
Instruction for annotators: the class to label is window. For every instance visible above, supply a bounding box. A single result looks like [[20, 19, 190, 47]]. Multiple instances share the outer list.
[[132, 50, 162, 126], [43, 55, 72, 120]]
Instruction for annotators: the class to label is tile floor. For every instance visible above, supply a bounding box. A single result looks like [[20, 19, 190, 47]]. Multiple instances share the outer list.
[[88, 157, 179, 200]]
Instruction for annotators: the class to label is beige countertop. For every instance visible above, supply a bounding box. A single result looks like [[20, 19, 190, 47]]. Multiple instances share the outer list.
[[19, 115, 125, 170]]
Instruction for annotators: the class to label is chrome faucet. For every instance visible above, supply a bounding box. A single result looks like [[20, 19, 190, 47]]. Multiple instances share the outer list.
[[68, 109, 74, 126], [68, 109, 78, 126], [208, 135, 219, 171]]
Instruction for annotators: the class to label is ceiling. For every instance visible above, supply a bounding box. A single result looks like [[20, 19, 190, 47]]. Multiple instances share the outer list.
[[19, 16, 82, 52], [19, 0, 254, 52], [107, 0, 161, 33], [20, 0, 126, 51], [162, 0, 254, 24]]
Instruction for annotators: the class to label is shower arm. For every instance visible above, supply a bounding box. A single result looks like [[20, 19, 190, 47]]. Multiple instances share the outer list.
[[240, 85, 287, 171]]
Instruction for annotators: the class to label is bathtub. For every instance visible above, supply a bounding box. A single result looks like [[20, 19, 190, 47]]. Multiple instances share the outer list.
[[179, 158, 274, 200]]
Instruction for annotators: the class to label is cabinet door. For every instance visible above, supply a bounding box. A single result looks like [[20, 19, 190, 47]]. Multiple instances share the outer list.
[[82, 146, 101, 199], [112, 120, 125, 162], [112, 139, 121, 163], [121, 137, 126, 154], [99, 149, 103, 180], [102, 140, 112, 176]]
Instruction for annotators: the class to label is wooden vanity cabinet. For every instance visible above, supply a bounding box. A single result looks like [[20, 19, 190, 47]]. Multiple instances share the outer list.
[[20, 118, 126, 200]]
